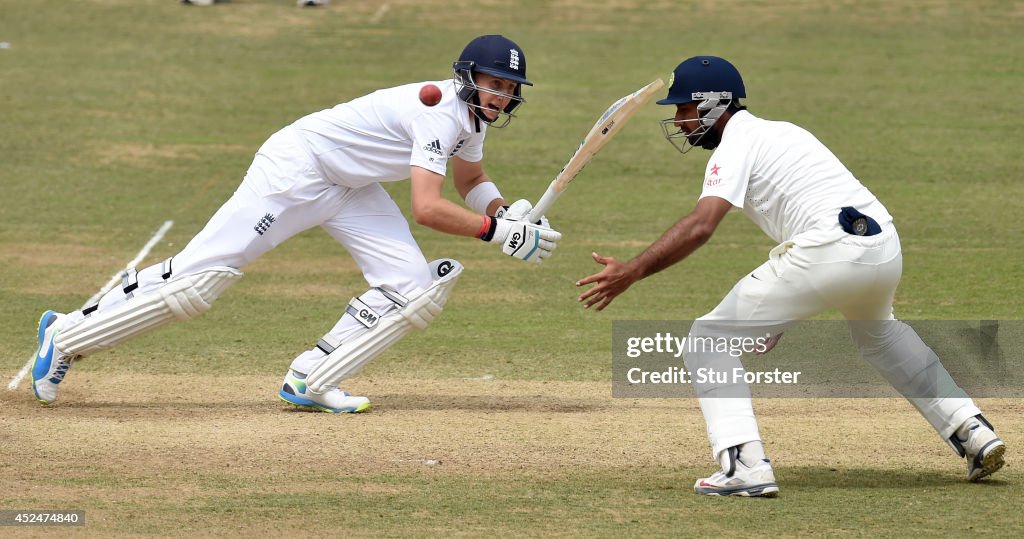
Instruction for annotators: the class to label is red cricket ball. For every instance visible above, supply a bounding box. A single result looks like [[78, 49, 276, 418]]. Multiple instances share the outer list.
[[419, 84, 442, 107]]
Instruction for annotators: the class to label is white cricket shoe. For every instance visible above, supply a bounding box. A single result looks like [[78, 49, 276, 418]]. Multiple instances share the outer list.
[[694, 449, 779, 497], [956, 416, 1006, 481], [31, 310, 79, 405], [279, 369, 370, 413]]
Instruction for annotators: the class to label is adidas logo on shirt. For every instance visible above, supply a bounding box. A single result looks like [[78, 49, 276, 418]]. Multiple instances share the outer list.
[[423, 139, 443, 156]]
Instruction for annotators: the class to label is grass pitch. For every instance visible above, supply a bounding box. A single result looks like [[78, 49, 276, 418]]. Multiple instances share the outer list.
[[1, 0, 1022, 536]]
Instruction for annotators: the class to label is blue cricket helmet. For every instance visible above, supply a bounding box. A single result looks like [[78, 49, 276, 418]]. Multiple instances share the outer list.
[[453, 35, 531, 128], [658, 56, 746, 153], [658, 56, 746, 105], [455, 34, 532, 86]]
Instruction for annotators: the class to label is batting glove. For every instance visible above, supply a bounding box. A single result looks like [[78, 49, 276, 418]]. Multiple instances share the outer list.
[[481, 217, 561, 264], [495, 199, 551, 229]]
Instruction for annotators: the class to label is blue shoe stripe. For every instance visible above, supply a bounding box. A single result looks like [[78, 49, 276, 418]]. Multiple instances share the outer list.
[[278, 388, 346, 412], [279, 388, 321, 408], [32, 311, 58, 382], [278, 388, 367, 413]]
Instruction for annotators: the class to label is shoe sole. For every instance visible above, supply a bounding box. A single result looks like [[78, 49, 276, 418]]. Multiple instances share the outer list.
[[278, 391, 371, 413], [969, 442, 1006, 482], [695, 483, 780, 497]]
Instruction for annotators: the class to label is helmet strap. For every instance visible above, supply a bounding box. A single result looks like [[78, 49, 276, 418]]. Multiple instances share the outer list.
[[471, 96, 484, 133]]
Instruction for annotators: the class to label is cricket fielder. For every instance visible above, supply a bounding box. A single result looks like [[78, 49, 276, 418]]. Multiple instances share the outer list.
[[576, 56, 1005, 496], [31, 35, 560, 412]]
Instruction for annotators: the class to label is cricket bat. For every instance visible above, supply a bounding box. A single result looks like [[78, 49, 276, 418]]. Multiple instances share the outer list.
[[525, 78, 664, 223]]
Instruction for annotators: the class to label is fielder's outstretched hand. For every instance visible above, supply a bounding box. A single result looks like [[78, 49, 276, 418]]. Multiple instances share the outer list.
[[754, 332, 784, 355], [486, 218, 561, 264], [576, 252, 639, 311]]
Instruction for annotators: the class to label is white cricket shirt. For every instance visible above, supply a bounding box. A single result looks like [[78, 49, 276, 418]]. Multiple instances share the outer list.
[[290, 79, 485, 188], [699, 110, 892, 246]]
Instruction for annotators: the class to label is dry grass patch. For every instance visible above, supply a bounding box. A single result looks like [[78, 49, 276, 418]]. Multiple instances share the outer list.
[[89, 142, 249, 168], [180, 6, 321, 39], [0, 241, 133, 296]]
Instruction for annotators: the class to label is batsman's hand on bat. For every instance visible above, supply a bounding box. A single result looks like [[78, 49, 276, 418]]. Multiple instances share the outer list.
[[495, 199, 551, 228], [485, 217, 561, 264], [575, 252, 640, 311]]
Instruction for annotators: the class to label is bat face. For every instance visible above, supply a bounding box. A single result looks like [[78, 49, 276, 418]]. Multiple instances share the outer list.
[[526, 78, 664, 223], [561, 78, 665, 186]]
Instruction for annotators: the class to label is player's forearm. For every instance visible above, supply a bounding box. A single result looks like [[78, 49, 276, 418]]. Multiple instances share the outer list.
[[411, 165, 494, 238], [412, 198, 493, 238], [628, 218, 713, 279], [628, 198, 727, 279]]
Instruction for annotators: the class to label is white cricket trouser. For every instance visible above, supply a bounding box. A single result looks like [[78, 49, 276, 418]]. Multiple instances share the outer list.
[[687, 227, 981, 462], [68, 126, 432, 374]]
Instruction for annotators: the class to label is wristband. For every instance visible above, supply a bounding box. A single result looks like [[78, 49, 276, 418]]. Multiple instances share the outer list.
[[479, 216, 498, 242], [478, 215, 492, 240], [465, 181, 502, 214]]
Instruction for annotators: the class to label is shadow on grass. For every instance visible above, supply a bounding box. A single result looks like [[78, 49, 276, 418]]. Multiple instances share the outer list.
[[778, 466, 1012, 489], [5, 392, 603, 415], [372, 392, 605, 413]]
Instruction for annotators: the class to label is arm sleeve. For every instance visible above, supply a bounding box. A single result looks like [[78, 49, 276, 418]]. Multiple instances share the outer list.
[[407, 111, 462, 176], [698, 139, 754, 208], [455, 129, 486, 163]]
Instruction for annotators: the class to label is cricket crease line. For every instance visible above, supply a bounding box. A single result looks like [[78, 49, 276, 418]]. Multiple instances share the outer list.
[[7, 220, 175, 391]]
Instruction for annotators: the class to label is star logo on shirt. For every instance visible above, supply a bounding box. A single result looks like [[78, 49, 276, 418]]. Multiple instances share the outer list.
[[710, 163, 721, 176]]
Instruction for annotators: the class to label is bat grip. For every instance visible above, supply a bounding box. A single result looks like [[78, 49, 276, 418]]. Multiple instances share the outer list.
[[526, 181, 562, 224]]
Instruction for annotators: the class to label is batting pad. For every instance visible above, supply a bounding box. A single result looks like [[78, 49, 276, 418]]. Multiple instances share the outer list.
[[55, 267, 242, 357], [305, 259, 463, 393]]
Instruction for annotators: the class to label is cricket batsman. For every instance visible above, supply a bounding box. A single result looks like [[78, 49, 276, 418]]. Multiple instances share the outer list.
[[31, 35, 560, 412]]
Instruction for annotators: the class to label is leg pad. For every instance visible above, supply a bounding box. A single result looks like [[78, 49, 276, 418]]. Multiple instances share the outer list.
[[55, 267, 242, 356], [305, 259, 462, 393]]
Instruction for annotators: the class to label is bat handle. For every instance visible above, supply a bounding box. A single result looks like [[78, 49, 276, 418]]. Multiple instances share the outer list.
[[526, 181, 562, 224]]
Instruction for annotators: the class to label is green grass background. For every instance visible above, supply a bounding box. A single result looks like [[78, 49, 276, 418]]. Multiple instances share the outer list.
[[1, 0, 1022, 536]]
